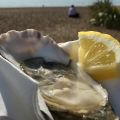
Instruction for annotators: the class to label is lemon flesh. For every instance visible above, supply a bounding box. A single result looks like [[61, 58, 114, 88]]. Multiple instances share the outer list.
[[78, 31, 120, 80], [77, 31, 120, 80]]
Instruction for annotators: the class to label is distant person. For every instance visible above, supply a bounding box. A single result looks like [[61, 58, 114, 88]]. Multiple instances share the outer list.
[[68, 5, 79, 18]]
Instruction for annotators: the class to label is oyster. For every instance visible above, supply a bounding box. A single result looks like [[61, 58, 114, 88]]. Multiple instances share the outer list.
[[40, 63, 107, 113], [21, 58, 117, 120]]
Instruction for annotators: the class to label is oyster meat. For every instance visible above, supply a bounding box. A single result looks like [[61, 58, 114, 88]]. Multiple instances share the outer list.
[[21, 58, 117, 120]]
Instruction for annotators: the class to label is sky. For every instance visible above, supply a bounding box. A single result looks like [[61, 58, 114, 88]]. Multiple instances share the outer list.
[[0, 0, 119, 7]]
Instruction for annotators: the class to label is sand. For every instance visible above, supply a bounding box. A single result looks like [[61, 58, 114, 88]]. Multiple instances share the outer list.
[[0, 7, 119, 43]]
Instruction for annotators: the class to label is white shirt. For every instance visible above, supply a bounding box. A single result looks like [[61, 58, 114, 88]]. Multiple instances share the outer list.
[[68, 7, 77, 16]]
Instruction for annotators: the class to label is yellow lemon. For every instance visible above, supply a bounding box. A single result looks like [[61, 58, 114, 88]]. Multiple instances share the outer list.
[[78, 31, 120, 80]]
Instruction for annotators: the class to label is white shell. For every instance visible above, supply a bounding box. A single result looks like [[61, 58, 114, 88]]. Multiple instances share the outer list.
[[0, 29, 70, 65]]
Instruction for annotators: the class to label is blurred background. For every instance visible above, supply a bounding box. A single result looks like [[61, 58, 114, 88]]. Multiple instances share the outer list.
[[0, 0, 119, 42]]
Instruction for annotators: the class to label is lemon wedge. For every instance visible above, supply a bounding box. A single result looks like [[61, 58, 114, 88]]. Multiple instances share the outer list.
[[78, 31, 120, 80]]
